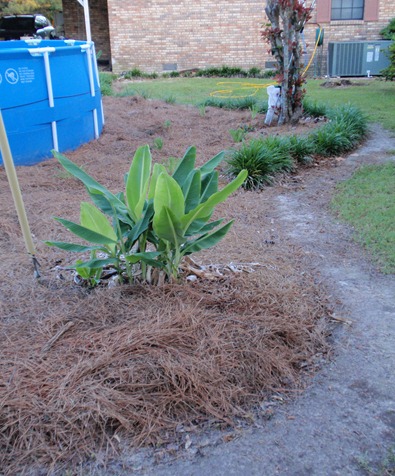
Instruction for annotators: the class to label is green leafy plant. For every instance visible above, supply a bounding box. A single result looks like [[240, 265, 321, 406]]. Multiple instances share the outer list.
[[287, 135, 314, 164], [123, 68, 145, 79], [247, 67, 261, 78], [229, 128, 247, 143], [302, 99, 328, 118], [249, 103, 260, 119], [46, 146, 247, 285], [311, 105, 367, 156], [202, 96, 258, 111], [380, 17, 395, 39], [99, 72, 116, 96], [198, 104, 206, 116], [163, 120, 172, 129], [227, 137, 294, 190], [164, 94, 176, 104], [153, 137, 164, 150], [381, 37, 395, 81]]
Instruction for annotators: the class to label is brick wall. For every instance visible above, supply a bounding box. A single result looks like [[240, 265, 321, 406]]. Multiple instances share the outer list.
[[63, 0, 111, 63], [62, 0, 393, 75], [107, 0, 268, 73]]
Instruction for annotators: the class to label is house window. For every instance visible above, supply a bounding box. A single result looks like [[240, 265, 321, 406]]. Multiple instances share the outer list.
[[331, 0, 364, 20]]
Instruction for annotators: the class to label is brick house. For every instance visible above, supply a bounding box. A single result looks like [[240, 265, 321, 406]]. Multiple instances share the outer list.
[[62, 0, 394, 75]]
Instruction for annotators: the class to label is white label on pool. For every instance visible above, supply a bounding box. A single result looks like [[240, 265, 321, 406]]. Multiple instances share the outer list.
[[18, 67, 35, 84], [5, 68, 19, 84]]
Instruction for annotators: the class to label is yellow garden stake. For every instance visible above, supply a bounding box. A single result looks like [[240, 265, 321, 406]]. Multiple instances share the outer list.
[[0, 109, 40, 278]]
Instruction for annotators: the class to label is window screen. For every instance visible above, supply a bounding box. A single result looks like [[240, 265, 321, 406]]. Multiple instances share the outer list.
[[331, 0, 364, 20]]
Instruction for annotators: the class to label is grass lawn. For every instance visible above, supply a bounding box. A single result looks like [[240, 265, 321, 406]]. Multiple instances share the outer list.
[[101, 73, 395, 274], [331, 162, 395, 274], [108, 76, 395, 132]]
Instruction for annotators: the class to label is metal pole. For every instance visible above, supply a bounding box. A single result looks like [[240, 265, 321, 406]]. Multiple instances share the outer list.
[[0, 110, 40, 277]]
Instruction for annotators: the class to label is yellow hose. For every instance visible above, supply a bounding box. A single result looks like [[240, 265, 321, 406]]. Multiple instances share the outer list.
[[210, 26, 323, 99]]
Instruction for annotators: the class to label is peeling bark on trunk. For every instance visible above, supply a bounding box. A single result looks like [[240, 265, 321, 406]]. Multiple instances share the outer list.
[[264, 0, 312, 125]]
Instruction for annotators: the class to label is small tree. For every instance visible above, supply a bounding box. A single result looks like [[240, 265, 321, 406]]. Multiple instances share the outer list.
[[381, 37, 395, 81], [380, 17, 395, 40], [263, 0, 313, 125], [1, 0, 62, 22], [380, 18, 395, 81]]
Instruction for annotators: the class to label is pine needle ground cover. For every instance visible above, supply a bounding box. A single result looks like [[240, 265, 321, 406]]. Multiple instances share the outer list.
[[0, 96, 332, 474]]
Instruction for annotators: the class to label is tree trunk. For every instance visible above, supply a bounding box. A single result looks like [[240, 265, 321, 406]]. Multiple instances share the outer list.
[[264, 0, 312, 125]]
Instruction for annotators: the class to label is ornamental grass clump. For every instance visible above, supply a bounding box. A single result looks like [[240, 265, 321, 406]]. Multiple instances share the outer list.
[[46, 146, 247, 286], [310, 105, 367, 157], [287, 135, 314, 164], [227, 137, 294, 190], [302, 99, 328, 118]]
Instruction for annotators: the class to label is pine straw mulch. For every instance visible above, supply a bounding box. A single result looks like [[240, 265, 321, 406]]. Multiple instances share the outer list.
[[0, 265, 330, 474], [0, 96, 333, 474]]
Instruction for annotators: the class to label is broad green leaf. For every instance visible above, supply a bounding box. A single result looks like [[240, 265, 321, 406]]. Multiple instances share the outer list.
[[53, 151, 126, 213], [75, 264, 101, 280], [148, 163, 167, 200], [172, 146, 196, 186], [80, 202, 118, 242], [53, 151, 108, 194], [125, 251, 162, 267], [185, 218, 223, 236], [154, 173, 185, 219], [54, 217, 118, 245], [125, 201, 155, 248], [126, 145, 152, 221], [199, 151, 224, 176], [68, 257, 118, 269], [44, 241, 105, 253], [88, 188, 133, 226], [153, 206, 186, 246], [183, 170, 202, 213], [183, 220, 233, 255], [200, 171, 218, 203], [181, 170, 247, 233]]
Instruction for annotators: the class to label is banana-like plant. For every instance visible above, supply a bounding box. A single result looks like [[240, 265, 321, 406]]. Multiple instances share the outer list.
[[46, 146, 247, 285]]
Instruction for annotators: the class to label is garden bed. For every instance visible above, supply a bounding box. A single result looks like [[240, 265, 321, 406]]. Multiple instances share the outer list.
[[0, 96, 332, 474]]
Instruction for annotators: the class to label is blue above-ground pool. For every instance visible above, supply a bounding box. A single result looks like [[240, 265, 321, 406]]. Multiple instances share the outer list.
[[0, 39, 104, 166]]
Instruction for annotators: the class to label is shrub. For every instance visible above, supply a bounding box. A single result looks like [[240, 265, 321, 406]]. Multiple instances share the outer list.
[[247, 67, 261, 77], [287, 135, 314, 164], [310, 105, 367, 156], [123, 68, 145, 79], [202, 97, 256, 110], [229, 128, 247, 143], [227, 137, 294, 190], [227, 104, 367, 187], [380, 17, 395, 39], [99, 72, 116, 96], [381, 37, 395, 81], [302, 99, 328, 118]]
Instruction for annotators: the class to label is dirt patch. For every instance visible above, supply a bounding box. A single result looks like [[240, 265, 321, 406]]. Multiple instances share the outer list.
[[0, 97, 332, 474]]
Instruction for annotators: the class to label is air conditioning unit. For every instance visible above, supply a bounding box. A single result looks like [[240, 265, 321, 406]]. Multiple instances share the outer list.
[[328, 41, 392, 77]]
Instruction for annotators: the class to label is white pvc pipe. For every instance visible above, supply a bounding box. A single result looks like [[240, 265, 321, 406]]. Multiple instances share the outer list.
[[42, 50, 59, 151], [81, 43, 99, 138], [82, 43, 96, 97], [83, 0, 92, 43], [92, 43, 105, 126], [93, 108, 99, 139]]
